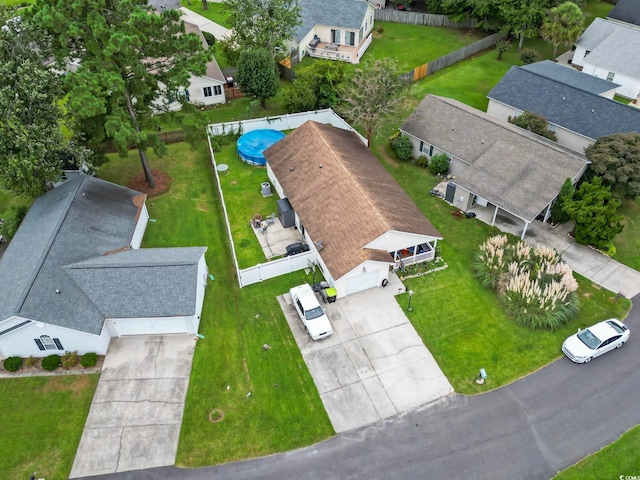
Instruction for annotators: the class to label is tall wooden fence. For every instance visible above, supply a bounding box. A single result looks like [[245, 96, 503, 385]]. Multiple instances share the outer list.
[[101, 130, 186, 154], [399, 31, 504, 83], [374, 10, 477, 29]]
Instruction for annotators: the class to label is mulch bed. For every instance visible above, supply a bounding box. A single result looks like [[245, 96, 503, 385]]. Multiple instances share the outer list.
[[0, 355, 105, 377], [127, 169, 172, 197]]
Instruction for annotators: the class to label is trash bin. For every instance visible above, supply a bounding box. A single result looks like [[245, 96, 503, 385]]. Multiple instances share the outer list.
[[325, 287, 337, 303]]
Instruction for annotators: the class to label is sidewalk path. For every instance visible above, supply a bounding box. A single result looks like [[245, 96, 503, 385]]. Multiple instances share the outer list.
[[178, 7, 230, 39], [524, 220, 640, 299]]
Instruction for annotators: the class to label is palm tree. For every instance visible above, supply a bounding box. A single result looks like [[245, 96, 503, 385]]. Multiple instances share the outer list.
[[540, 2, 585, 59]]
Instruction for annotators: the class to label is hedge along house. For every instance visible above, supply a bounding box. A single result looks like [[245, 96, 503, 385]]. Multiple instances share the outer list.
[[0, 176, 208, 358], [288, 0, 375, 65], [400, 95, 589, 239], [263, 121, 441, 297]]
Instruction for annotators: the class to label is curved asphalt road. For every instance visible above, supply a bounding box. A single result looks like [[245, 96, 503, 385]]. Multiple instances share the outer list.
[[84, 296, 640, 480]]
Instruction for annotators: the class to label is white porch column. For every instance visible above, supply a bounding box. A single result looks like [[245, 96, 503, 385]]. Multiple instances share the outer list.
[[521, 221, 529, 240], [491, 205, 499, 226], [542, 202, 552, 223]]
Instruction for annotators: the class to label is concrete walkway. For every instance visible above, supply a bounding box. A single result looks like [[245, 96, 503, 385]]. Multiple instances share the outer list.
[[279, 273, 453, 433], [70, 336, 196, 478], [178, 7, 230, 39]]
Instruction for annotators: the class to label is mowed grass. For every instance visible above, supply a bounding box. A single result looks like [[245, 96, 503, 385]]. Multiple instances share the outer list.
[[553, 425, 640, 479], [0, 375, 99, 480], [213, 143, 279, 268], [613, 199, 640, 271], [366, 22, 487, 72], [180, 0, 230, 28], [97, 143, 333, 467], [373, 157, 631, 394]]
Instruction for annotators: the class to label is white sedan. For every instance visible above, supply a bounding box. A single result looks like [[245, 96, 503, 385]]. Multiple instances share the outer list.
[[562, 318, 630, 364], [289, 284, 333, 341]]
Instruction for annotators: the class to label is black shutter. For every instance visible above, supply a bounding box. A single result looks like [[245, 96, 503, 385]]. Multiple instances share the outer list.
[[53, 338, 63, 350], [34, 339, 45, 351]]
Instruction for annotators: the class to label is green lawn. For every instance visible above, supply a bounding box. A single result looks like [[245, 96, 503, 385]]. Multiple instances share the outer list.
[[375, 159, 631, 393], [583, 0, 615, 27], [614, 199, 640, 271], [97, 142, 334, 467], [553, 425, 640, 479], [180, 0, 230, 28], [0, 375, 98, 480]]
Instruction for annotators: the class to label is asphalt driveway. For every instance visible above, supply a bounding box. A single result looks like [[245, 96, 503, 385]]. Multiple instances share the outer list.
[[70, 336, 196, 478], [279, 274, 453, 432]]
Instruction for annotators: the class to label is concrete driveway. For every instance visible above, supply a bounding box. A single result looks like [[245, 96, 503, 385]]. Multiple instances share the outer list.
[[70, 336, 196, 478], [279, 274, 453, 432]]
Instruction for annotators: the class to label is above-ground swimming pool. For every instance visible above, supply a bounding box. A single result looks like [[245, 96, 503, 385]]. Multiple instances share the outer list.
[[236, 129, 285, 166]]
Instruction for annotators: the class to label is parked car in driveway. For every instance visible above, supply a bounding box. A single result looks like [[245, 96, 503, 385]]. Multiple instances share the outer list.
[[289, 284, 333, 340], [562, 319, 630, 363]]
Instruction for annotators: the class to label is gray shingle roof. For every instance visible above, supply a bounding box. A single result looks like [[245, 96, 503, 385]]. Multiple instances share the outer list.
[[64, 247, 206, 318], [400, 95, 588, 222], [521, 60, 619, 94], [608, 0, 640, 26], [0, 176, 207, 335], [295, 0, 369, 42], [576, 18, 640, 78], [487, 66, 640, 141]]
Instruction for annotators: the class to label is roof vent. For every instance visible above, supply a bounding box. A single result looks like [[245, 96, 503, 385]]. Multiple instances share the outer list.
[[289, 166, 294, 172], [55, 289, 61, 294], [591, 109, 595, 113], [562, 96, 565, 100], [481, 139, 485, 144], [319, 164, 323, 169], [451, 127, 455, 131]]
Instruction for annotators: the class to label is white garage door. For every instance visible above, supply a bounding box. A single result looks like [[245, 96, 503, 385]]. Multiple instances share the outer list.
[[345, 270, 380, 296], [112, 317, 189, 336]]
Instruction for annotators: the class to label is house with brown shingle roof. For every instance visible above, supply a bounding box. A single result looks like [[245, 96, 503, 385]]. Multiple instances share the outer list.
[[264, 121, 441, 297]]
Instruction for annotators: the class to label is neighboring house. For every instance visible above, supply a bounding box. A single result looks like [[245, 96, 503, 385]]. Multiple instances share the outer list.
[[571, 17, 640, 100], [288, 0, 375, 64], [162, 21, 226, 111], [0, 176, 208, 358], [487, 61, 640, 154], [607, 0, 640, 27], [264, 121, 441, 297], [400, 95, 589, 239]]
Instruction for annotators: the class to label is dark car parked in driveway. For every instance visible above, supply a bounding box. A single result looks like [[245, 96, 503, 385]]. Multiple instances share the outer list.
[[285, 242, 309, 256]]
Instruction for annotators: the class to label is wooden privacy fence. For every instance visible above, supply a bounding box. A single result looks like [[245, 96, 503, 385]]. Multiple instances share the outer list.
[[100, 130, 186, 154], [374, 10, 477, 29], [399, 31, 504, 83]]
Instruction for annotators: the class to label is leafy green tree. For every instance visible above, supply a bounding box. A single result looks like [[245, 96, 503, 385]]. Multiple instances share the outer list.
[[550, 178, 574, 223], [499, 0, 547, 51], [1, 205, 30, 240], [222, 0, 301, 61], [540, 2, 584, 58], [508, 111, 557, 141], [563, 176, 624, 249], [584, 132, 640, 200], [519, 48, 540, 64], [440, 0, 502, 30], [338, 58, 406, 144], [236, 49, 280, 109], [282, 62, 347, 113], [31, 0, 212, 189], [0, 16, 89, 197]]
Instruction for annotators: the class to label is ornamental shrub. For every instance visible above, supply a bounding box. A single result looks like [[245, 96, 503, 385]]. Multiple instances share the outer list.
[[390, 135, 413, 161], [202, 31, 216, 47], [42, 354, 60, 371], [429, 154, 450, 176], [61, 350, 79, 369], [520, 48, 540, 65], [4, 356, 22, 372], [80, 352, 98, 368], [474, 235, 580, 330], [25, 356, 38, 367]]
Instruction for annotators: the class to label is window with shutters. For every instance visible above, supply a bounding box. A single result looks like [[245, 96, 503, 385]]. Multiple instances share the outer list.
[[34, 335, 63, 351]]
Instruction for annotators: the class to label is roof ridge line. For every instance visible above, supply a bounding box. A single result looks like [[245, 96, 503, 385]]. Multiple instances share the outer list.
[[16, 177, 87, 313]]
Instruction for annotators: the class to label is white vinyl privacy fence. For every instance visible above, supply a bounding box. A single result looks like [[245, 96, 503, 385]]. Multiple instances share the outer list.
[[208, 110, 359, 287], [207, 109, 367, 146]]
